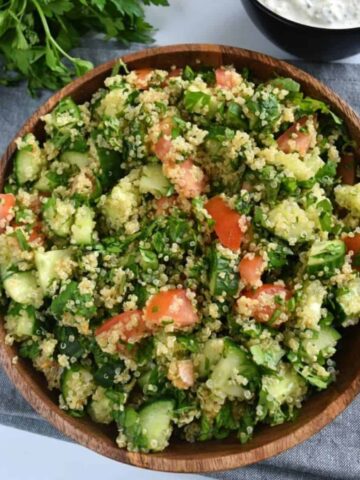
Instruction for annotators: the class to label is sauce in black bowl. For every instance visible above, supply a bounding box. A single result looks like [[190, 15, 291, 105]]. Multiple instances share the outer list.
[[241, 0, 360, 61]]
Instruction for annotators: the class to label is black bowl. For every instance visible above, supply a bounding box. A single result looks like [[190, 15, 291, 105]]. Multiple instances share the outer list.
[[241, 0, 360, 61]]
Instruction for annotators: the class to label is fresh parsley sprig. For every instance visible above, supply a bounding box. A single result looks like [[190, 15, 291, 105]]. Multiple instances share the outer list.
[[0, 0, 168, 94]]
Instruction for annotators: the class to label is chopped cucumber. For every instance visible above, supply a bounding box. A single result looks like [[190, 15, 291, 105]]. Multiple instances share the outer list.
[[71, 206, 95, 245], [88, 387, 114, 424], [336, 277, 360, 323], [61, 365, 95, 411], [335, 183, 360, 217], [34, 170, 53, 192], [55, 326, 86, 360], [60, 151, 89, 169], [195, 338, 224, 377], [139, 164, 170, 197], [302, 326, 341, 362], [34, 169, 69, 192], [306, 240, 345, 277], [118, 400, 174, 452], [5, 303, 37, 340], [35, 249, 72, 293], [3, 271, 43, 307], [101, 170, 140, 231], [258, 363, 307, 425], [15, 136, 44, 184], [43, 197, 75, 237], [267, 199, 315, 245], [208, 245, 239, 297], [249, 340, 284, 371], [97, 147, 123, 190], [209, 339, 258, 398], [296, 280, 327, 330], [138, 400, 174, 452]]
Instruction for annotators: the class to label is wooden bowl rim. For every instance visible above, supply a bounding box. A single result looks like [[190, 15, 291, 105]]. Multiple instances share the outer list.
[[1, 43, 360, 473]]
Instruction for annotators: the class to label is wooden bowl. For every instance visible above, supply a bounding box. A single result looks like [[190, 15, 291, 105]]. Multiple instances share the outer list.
[[1, 44, 360, 473]]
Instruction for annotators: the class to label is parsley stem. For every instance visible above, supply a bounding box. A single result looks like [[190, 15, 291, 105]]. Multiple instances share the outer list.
[[32, 0, 76, 64]]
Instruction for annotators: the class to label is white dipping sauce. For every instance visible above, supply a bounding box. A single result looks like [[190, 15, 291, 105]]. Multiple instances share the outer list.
[[258, 0, 360, 29]]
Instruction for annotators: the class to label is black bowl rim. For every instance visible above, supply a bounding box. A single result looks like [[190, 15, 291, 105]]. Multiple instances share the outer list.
[[250, 0, 360, 33]]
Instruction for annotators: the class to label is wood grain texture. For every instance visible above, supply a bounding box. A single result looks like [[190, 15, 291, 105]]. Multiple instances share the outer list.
[[1, 44, 360, 473]]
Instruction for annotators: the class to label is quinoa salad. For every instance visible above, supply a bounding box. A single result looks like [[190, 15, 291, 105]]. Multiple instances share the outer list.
[[1, 63, 360, 453]]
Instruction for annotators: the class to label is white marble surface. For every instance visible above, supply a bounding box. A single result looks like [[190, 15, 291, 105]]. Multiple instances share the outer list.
[[1, 1, 359, 479]]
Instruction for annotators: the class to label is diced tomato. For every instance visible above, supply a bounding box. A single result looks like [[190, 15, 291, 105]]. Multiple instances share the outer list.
[[344, 234, 360, 254], [144, 289, 199, 329], [240, 284, 291, 323], [168, 68, 182, 78], [154, 195, 177, 216], [95, 310, 147, 343], [215, 68, 237, 89], [162, 68, 183, 86], [0, 193, 15, 225], [337, 153, 356, 185], [205, 196, 245, 251], [153, 118, 174, 161], [168, 359, 194, 390], [343, 233, 360, 270], [154, 136, 173, 162], [28, 196, 43, 214], [165, 158, 206, 199], [133, 68, 153, 90], [277, 117, 312, 157], [239, 254, 264, 287], [28, 222, 45, 245]]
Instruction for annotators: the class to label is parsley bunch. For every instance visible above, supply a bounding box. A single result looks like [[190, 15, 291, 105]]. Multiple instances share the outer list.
[[0, 0, 168, 94]]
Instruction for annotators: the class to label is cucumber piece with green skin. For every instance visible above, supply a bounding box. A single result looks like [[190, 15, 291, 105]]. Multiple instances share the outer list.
[[34, 169, 70, 193], [71, 206, 95, 245], [139, 249, 159, 271], [139, 164, 170, 197], [306, 240, 345, 278], [55, 326, 86, 360], [336, 277, 360, 323], [34, 171, 54, 192], [138, 400, 174, 451], [15, 136, 44, 185], [61, 365, 95, 411], [258, 363, 307, 425], [43, 197, 75, 237], [52, 97, 81, 128], [137, 367, 164, 395], [295, 280, 327, 330], [97, 148, 123, 190], [3, 271, 43, 307], [301, 326, 341, 362], [88, 387, 114, 424], [249, 341, 284, 371], [210, 339, 258, 398], [60, 151, 89, 169], [35, 249, 72, 293], [5, 303, 37, 340], [209, 245, 239, 297], [195, 338, 224, 377], [118, 400, 174, 452]]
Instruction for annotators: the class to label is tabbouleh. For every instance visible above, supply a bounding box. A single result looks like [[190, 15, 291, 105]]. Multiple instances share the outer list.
[[1, 63, 360, 452]]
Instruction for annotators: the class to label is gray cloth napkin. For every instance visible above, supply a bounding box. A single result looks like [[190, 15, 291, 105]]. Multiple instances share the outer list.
[[1, 43, 360, 478]]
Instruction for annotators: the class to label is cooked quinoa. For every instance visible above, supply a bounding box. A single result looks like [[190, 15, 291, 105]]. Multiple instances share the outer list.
[[1, 63, 360, 452]]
